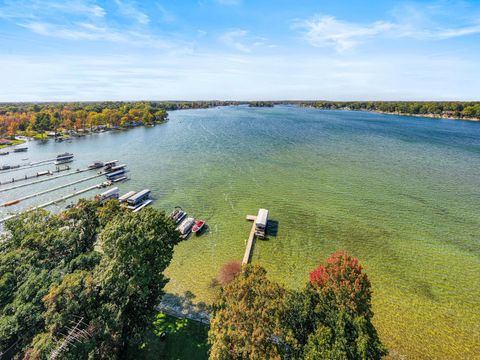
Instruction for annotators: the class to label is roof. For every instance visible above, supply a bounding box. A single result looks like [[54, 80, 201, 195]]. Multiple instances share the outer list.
[[119, 191, 136, 201], [100, 187, 119, 198], [127, 189, 150, 203], [256, 208, 269, 227]]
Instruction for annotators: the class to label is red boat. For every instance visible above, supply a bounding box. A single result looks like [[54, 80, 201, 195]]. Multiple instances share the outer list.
[[192, 220, 205, 234]]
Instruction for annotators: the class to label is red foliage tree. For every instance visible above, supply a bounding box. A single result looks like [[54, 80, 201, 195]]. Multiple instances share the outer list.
[[309, 251, 372, 317], [218, 261, 242, 285]]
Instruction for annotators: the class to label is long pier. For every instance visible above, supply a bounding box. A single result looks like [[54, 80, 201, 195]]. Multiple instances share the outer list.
[[0, 166, 70, 186], [0, 182, 108, 224], [0, 167, 99, 192], [243, 215, 257, 264], [0, 173, 106, 207], [0, 161, 55, 174]]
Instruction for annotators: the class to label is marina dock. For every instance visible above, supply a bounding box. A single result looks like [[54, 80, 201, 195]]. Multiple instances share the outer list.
[[0, 167, 105, 192], [0, 173, 106, 207], [0, 181, 110, 224]]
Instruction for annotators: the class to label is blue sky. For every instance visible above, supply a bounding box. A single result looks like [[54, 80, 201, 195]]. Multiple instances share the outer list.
[[0, 0, 479, 101]]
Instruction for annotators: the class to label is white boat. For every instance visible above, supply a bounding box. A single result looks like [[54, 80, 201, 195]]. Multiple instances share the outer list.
[[176, 217, 195, 237]]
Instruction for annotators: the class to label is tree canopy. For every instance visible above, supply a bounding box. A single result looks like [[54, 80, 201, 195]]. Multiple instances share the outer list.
[[209, 252, 386, 360], [0, 200, 180, 359]]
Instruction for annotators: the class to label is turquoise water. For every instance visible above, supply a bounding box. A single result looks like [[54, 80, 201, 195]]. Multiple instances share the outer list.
[[1, 106, 479, 358]]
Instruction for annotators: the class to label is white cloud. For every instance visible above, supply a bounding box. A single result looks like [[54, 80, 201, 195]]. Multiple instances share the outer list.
[[114, 0, 149, 24], [1, 52, 478, 101], [295, 13, 480, 51], [219, 29, 252, 52], [295, 15, 394, 51]]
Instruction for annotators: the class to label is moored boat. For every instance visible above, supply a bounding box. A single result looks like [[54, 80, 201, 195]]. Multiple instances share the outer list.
[[88, 161, 104, 169], [176, 217, 195, 239], [13, 147, 28, 152], [192, 220, 206, 234]]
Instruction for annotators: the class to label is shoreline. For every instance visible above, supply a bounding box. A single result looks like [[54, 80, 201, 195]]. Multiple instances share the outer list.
[[364, 109, 480, 122]]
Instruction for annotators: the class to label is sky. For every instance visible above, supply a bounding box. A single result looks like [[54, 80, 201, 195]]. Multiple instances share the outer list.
[[0, 0, 479, 101]]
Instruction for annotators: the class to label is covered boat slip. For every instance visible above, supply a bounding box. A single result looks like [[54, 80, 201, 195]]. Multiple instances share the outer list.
[[126, 189, 151, 210], [119, 190, 136, 202], [255, 208, 269, 238], [98, 187, 119, 202]]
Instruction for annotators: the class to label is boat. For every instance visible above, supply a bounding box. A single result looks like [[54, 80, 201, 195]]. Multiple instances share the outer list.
[[176, 217, 195, 239], [175, 211, 187, 224], [88, 161, 104, 169], [0, 151, 9, 156], [13, 147, 28, 152], [169, 207, 182, 220], [192, 220, 206, 234], [56, 152, 74, 160], [3, 199, 20, 206], [105, 164, 127, 173], [103, 160, 118, 171]]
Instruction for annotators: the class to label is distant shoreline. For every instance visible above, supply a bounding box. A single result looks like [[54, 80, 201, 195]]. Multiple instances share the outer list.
[[361, 109, 479, 122]]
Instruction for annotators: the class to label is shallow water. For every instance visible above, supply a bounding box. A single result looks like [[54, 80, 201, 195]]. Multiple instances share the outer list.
[[1, 106, 479, 358]]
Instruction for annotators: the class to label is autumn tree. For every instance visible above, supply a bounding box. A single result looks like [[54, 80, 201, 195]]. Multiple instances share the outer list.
[[283, 251, 387, 360], [209, 265, 286, 360]]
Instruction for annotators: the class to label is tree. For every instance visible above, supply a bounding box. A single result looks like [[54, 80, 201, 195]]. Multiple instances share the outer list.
[[0, 201, 180, 359], [209, 265, 286, 360], [283, 251, 387, 360]]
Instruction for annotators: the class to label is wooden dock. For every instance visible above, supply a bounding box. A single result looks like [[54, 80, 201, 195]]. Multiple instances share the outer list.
[[0, 173, 106, 207], [242, 215, 257, 264], [0, 182, 109, 224]]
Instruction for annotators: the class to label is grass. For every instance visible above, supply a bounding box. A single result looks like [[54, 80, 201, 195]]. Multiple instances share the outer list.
[[131, 312, 209, 360], [0, 138, 25, 149]]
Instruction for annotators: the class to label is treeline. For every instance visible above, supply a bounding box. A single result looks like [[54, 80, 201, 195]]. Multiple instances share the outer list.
[[0, 200, 180, 359], [0, 101, 241, 137], [209, 254, 386, 359], [299, 101, 480, 119]]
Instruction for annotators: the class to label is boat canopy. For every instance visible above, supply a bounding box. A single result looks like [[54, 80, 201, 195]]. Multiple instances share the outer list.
[[127, 189, 150, 205], [106, 169, 126, 179], [255, 208, 269, 228], [119, 191, 136, 202], [177, 217, 194, 234], [100, 187, 119, 199]]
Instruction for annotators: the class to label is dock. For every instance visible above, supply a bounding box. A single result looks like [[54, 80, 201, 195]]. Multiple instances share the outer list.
[[243, 215, 257, 264], [0, 173, 106, 207], [0, 181, 110, 224], [0, 167, 88, 190]]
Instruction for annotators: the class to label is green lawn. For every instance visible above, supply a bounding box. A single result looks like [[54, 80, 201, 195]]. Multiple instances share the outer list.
[[0, 138, 25, 149], [132, 313, 209, 360]]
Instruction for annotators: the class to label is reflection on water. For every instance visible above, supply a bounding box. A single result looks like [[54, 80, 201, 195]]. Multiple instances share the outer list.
[[1, 106, 479, 359]]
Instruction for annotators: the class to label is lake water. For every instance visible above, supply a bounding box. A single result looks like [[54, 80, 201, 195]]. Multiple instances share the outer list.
[[1, 106, 479, 359]]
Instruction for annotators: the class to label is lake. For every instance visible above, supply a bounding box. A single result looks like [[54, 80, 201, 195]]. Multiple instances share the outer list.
[[1, 106, 479, 359]]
